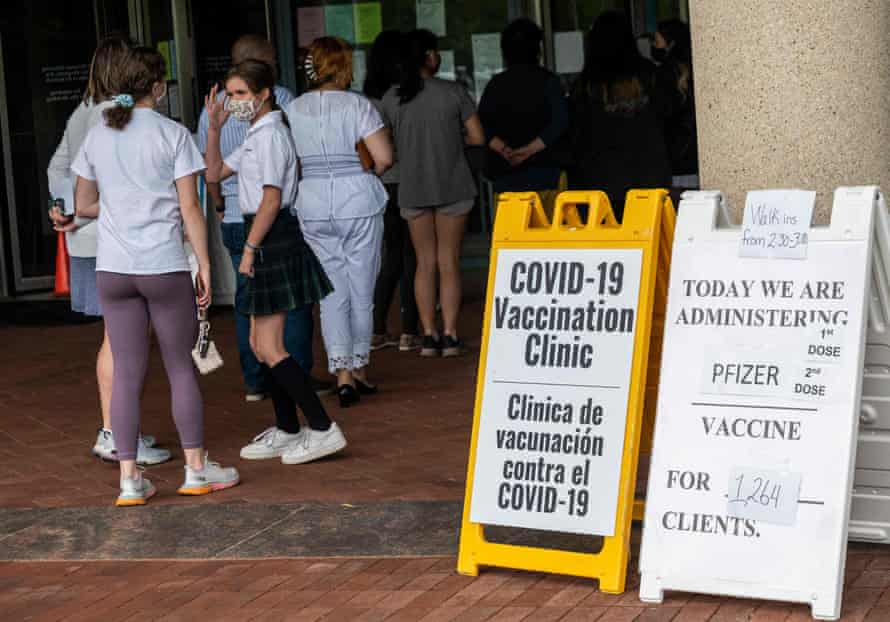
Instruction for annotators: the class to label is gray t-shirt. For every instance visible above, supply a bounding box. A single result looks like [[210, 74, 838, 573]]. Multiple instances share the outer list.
[[381, 78, 477, 209], [369, 96, 399, 186]]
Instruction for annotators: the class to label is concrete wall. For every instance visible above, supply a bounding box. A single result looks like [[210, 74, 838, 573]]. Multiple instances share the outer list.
[[690, 2, 890, 221]]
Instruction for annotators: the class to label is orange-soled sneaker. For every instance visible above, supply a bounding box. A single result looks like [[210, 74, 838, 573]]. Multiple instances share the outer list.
[[177, 454, 240, 496], [116, 473, 156, 507]]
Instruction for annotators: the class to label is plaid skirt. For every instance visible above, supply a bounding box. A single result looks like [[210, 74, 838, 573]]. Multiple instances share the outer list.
[[240, 211, 333, 316]]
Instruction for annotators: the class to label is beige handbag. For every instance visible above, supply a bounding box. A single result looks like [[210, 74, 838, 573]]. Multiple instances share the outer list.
[[192, 307, 223, 375]]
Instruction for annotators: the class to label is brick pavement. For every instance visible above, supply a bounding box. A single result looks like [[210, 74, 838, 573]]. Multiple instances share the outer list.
[[0, 288, 485, 510], [4, 544, 890, 622], [3, 273, 890, 619]]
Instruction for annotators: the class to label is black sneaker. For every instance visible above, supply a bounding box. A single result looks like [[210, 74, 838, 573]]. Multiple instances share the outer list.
[[312, 377, 334, 396], [420, 335, 442, 357], [442, 335, 465, 357]]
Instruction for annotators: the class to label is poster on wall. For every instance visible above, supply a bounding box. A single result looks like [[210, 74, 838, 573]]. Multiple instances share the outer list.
[[471, 33, 503, 100], [555, 31, 584, 75], [354, 3, 382, 44], [325, 4, 355, 43], [416, 0, 446, 36], [297, 6, 325, 47]]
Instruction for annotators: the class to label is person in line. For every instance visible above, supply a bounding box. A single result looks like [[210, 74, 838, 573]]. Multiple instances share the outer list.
[[565, 10, 670, 219], [48, 34, 169, 466], [71, 47, 239, 505], [204, 59, 347, 462], [364, 30, 421, 353], [382, 29, 485, 358], [286, 37, 393, 407], [652, 18, 698, 193], [479, 18, 568, 196], [197, 34, 330, 404]]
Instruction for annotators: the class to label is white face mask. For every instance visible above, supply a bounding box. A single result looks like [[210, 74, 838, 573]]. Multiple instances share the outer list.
[[226, 97, 261, 122]]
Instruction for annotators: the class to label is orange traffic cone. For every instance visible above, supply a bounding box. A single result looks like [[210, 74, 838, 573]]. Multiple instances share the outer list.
[[53, 230, 70, 297]]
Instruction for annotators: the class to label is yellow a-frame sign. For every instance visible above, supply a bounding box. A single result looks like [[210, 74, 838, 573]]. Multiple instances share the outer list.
[[458, 189, 674, 593]]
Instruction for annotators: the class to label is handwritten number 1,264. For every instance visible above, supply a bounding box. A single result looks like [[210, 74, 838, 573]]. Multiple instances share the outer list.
[[730, 474, 782, 508]]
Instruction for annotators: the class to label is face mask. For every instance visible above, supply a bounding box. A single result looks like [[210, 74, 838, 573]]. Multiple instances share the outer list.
[[651, 47, 669, 63], [155, 83, 167, 105], [227, 97, 260, 122]]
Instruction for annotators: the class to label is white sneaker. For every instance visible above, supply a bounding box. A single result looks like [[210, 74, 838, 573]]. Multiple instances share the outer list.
[[93, 428, 117, 461], [178, 454, 240, 495], [281, 423, 347, 465], [116, 472, 157, 507], [240, 427, 304, 460], [92, 429, 171, 465]]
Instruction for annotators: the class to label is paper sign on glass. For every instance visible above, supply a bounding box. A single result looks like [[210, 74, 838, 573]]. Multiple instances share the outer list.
[[297, 7, 325, 47], [416, 0, 446, 36], [325, 4, 355, 43], [354, 3, 382, 45], [555, 32, 584, 74], [727, 467, 802, 526], [438, 50, 455, 81], [740, 189, 815, 260], [351, 49, 367, 92]]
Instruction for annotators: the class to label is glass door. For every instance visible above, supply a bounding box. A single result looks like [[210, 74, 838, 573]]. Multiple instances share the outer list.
[[0, 0, 115, 295]]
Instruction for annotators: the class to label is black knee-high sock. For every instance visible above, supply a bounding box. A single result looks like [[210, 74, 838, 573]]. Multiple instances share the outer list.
[[263, 365, 301, 434], [270, 357, 332, 431]]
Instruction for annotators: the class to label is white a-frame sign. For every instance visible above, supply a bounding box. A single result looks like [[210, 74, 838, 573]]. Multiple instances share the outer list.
[[639, 186, 883, 620]]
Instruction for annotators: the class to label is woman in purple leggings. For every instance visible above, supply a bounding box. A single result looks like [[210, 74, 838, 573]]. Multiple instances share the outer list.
[[72, 47, 239, 506]]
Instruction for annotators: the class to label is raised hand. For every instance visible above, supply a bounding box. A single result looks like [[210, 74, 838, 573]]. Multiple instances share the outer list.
[[204, 84, 230, 131]]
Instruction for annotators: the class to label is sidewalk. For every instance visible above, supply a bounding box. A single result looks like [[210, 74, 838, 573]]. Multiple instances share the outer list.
[[4, 547, 890, 621], [2, 272, 890, 620]]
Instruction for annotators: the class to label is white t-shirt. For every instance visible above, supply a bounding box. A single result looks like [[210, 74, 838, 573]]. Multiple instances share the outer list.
[[71, 108, 206, 275], [223, 111, 298, 216], [47, 99, 114, 257]]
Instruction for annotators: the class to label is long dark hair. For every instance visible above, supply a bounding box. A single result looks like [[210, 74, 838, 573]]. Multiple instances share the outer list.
[[657, 18, 692, 65], [364, 30, 404, 99], [397, 28, 437, 104], [104, 47, 165, 130], [576, 11, 649, 113]]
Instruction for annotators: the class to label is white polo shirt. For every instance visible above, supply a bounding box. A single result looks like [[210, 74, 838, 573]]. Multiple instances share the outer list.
[[223, 111, 298, 216], [71, 108, 206, 275]]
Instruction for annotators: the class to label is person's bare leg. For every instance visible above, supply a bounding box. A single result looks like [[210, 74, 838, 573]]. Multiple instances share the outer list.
[[337, 368, 354, 387], [434, 211, 469, 338], [98, 330, 113, 429], [407, 211, 439, 336]]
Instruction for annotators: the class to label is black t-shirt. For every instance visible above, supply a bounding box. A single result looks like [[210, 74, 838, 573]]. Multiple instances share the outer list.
[[478, 64, 568, 179]]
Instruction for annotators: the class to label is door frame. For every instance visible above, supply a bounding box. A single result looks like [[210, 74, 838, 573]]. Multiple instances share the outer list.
[[0, 31, 54, 295]]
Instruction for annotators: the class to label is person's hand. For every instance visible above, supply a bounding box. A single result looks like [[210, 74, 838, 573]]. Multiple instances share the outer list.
[[195, 265, 212, 309], [204, 84, 230, 131], [489, 137, 513, 163], [48, 206, 72, 226], [53, 220, 79, 233], [239, 248, 255, 278], [509, 138, 546, 167]]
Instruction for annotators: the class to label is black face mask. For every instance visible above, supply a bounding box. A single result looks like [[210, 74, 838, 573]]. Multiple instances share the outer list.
[[651, 47, 669, 63]]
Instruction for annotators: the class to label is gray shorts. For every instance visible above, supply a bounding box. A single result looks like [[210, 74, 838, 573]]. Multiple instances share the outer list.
[[400, 199, 474, 221]]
